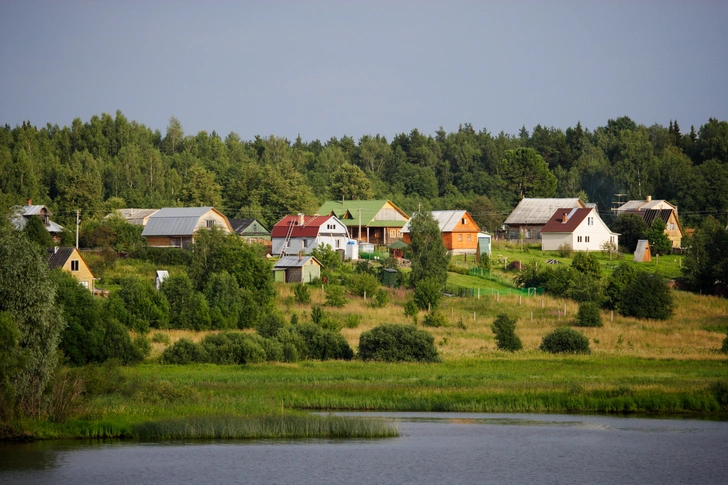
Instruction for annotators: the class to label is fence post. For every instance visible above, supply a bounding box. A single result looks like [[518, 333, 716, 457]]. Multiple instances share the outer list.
[[451, 306, 454, 316], [428, 303, 431, 313], [541, 299, 544, 309], [563, 303, 567, 316], [611, 310, 614, 322], [473, 311, 476, 322], [530, 311, 533, 321], [519, 295, 522, 305], [478, 288, 480, 300], [364, 291, 366, 301]]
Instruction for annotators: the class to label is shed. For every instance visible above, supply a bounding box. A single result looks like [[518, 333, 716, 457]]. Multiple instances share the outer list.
[[476, 233, 492, 260], [273, 255, 322, 283], [381, 268, 398, 287], [155, 270, 169, 290], [387, 239, 408, 258], [634, 240, 652, 263]]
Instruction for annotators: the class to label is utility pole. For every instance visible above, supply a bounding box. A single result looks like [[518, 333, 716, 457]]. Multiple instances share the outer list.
[[75, 210, 80, 249]]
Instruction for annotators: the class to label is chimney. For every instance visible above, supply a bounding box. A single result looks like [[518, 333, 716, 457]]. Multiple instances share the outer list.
[[646, 195, 652, 202], [562, 212, 568, 223], [27, 198, 32, 206], [298, 251, 302, 261], [298, 213, 304, 225]]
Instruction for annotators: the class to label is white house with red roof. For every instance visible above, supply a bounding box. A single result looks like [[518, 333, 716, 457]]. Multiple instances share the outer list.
[[271, 213, 351, 256], [540, 207, 619, 252]]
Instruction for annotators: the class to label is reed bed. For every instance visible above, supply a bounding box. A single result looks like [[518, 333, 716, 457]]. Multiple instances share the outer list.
[[131, 414, 398, 440]]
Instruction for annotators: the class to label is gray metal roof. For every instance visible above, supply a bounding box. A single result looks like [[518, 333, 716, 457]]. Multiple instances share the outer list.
[[142, 207, 216, 236], [401, 210, 476, 233], [274, 256, 321, 268], [504, 198, 585, 225], [111, 208, 160, 225]]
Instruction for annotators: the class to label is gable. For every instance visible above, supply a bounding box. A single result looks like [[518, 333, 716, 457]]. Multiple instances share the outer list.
[[504, 198, 585, 225]]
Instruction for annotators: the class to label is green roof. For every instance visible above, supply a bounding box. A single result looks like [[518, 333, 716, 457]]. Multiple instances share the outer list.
[[317, 200, 409, 227]]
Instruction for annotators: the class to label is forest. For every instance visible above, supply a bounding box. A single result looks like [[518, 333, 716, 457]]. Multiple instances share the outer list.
[[1, 113, 727, 234]]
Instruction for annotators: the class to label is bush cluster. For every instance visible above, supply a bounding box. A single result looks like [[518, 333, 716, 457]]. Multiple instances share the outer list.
[[358, 324, 440, 362], [540, 327, 590, 354], [162, 324, 353, 365]]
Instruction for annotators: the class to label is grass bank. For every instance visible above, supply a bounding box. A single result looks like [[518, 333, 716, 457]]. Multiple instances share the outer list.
[[11, 356, 727, 440]]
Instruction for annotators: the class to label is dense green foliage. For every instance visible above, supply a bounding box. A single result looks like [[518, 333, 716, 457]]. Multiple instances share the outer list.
[[619, 272, 674, 320], [681, 217, 728, 294], [0, 227, 65, 418], [721, 332, 728, 354], [540, 327, 591, 354], [1, 114, 727, 238], [575, 301, 603, 327], [491, 313, 523, 351], [611, 213, 648, 252], [358, 324, 440, 362], [413, 277, 444, 310], [571, 252, 601, 278], [646, 218, 673, 255], [408, 211, 450, 287]]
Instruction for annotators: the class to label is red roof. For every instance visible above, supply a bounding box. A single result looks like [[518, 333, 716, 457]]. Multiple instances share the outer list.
[[540, 208, 593, 233], [271, 215, 333, 238]]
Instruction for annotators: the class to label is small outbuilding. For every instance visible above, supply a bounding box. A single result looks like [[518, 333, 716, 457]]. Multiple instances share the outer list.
[[381, 268, 398, 287], [273, 255, 322, 283], [634, 239, 652, 263], [476, 233, 492, 261]]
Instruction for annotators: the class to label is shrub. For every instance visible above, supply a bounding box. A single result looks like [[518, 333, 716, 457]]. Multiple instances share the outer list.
[[423, 311, 447, 328], [257, 313, 285, 338], [261, 338, 284, 362], [344, 314, 362, 329], [133, 334, 152, 358], [491, 313, 522, 351], [404, 299, 419, 318], [99, 318, 145, 365], [292, 322, 353, 361], [721, 331, 728, 354], [557, 243, 573, 257], [618, 272, 674, 320], [576, 301, 603, 327], [571, 252, 601, 278], [540, 327, 590, 354], [358, 324, 440, 362], [710, 380, 728, 411], [293, 283, 310, 304], [348, 273, 381, 297], [151, 331, 171, 345], [324, 285, 348, 307], [413, 277, 443, 310], [162, 338, 208, 364], [369, 288, 390, 308]]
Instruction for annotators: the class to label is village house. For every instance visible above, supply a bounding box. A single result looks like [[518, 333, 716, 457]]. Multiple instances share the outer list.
[[273, 255, 322, 283], [47, 246, 95, 293], [540, 207, 619, 252], [271, 214, 351, 257], [317, 200, 409, 245], [141, 207, 233, 248], [616, 196, 683, 248], [11, 200, 64, 243], [229, 218, 271, 244], [401, 210, 482, 254], [503, 198, 586, 242]]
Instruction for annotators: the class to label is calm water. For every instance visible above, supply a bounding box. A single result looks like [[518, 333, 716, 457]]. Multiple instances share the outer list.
[[1, 413, 727, 484]]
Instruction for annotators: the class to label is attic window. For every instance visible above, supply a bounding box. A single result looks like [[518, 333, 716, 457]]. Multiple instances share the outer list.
[[71, 260, 79, 271], [206, 220, 215, 228], [588, 217, 594, 226], [461, 218, 466, 225]]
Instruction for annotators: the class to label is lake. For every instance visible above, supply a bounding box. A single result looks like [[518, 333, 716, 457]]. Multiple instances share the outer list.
[[1, 413, 727, 484]]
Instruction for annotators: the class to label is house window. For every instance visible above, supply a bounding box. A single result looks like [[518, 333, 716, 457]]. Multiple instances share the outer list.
[[588, 217, 594, 226], [327, 224, 336, 230], [577, 236, 583, 243], [80, 281, 89, 289], [458, 234, 463, 242], [206, 220, 215, 228], [585, 236, 590, 242], [71, 260, 79, 271], [335, 239, 341, 248], [461, 218, 466, 225], [397, 231, 402, 238], [467, 234, 472, 242], [390, 229, 397, 238]]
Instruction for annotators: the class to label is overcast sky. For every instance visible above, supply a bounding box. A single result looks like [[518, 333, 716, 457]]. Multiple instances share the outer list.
[[1, 0, 726, 142]]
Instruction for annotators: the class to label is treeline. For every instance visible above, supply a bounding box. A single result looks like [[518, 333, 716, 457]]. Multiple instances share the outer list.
[[1, 113, 728, 232]]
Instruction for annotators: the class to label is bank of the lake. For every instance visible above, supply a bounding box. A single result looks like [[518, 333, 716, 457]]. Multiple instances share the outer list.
[[10, 355, 728, 440]]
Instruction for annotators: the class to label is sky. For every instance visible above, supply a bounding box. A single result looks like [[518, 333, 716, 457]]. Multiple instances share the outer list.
[[1, 0, 727, 142]]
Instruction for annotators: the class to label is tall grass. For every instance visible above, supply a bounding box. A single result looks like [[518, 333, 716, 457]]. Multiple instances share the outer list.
[[132, 414, 398, 440]]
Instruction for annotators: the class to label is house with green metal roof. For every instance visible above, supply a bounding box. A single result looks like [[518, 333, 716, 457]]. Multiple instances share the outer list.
[[317, 200, 409, 246]]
